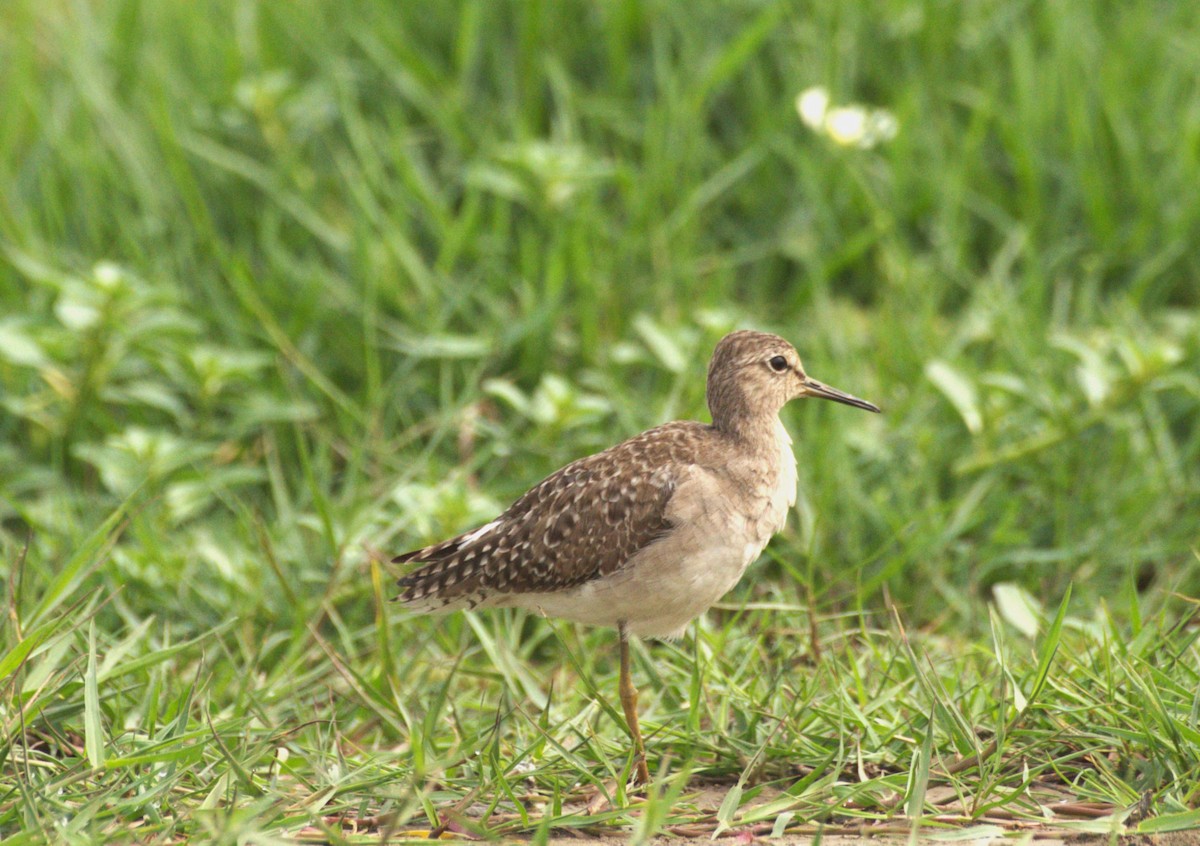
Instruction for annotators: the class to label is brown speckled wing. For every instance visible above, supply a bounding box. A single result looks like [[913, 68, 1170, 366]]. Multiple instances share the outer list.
[[394, 421, 710, 610]]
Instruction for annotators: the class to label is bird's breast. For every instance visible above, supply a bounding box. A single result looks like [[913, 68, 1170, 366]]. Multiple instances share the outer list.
[[734, 417, 797, 562], [767, 417, 799, 530]]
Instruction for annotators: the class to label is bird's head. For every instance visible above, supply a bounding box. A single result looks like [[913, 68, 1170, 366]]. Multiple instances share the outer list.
[[706, 330, 880, 431]]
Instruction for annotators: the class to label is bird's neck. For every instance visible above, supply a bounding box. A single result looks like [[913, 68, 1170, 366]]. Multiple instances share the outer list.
[[712, 411, 785, 452]]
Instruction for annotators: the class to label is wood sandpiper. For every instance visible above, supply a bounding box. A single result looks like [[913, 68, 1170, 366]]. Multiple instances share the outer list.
[[394, 330, 880, 784]]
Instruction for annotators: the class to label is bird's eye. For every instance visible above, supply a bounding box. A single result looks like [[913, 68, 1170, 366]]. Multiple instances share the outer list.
[[768, 355, 789, 373]]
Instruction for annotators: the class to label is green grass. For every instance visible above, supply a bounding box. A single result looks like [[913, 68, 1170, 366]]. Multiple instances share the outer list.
[[2, 0, 1200, 842]]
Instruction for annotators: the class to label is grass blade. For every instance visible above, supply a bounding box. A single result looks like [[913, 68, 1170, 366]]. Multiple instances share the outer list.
[[1027, 584, 1072, 708], [84, 619, 105, 769], [27, 491, 136, 628]]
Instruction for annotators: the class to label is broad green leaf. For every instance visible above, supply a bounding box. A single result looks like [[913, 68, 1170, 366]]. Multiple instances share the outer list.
[[925, 360, 982, 433], [992, 582, 1042, 637]]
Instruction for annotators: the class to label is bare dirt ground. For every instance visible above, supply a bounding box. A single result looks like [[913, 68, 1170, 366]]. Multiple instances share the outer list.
[[538, 833, 1200, 846], [316, 781, 1200, 844]]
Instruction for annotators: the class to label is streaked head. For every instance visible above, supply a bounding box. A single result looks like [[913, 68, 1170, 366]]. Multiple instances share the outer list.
[[706, 330, 880, 430]]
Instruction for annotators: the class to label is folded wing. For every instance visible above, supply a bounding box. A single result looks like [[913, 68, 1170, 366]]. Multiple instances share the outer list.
[[394, 422, 707, 612]]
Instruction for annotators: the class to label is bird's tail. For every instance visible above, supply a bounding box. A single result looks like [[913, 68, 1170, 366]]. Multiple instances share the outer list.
[[393, 540, 489, 614]]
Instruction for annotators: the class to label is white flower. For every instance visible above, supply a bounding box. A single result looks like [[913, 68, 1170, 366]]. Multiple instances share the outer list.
[[92, 261, 123, 290], [796, 86, 830, 129], [796, 87, 898, 149], [824, 106, 870, 147]]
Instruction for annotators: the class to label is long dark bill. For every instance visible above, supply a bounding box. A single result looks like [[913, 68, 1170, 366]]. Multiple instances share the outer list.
[[804, 378, 881, 413]]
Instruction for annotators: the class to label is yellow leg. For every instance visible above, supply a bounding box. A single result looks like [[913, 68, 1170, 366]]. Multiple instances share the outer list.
[[618, 623, 651, 786]]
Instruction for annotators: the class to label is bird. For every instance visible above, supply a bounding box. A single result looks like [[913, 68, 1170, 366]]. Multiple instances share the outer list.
[[393, 330, 880, 785]]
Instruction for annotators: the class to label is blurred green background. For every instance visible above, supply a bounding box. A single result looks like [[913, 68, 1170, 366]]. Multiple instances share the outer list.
[[3, 0, 1196, 622], [2, 0, 1199, 838]]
